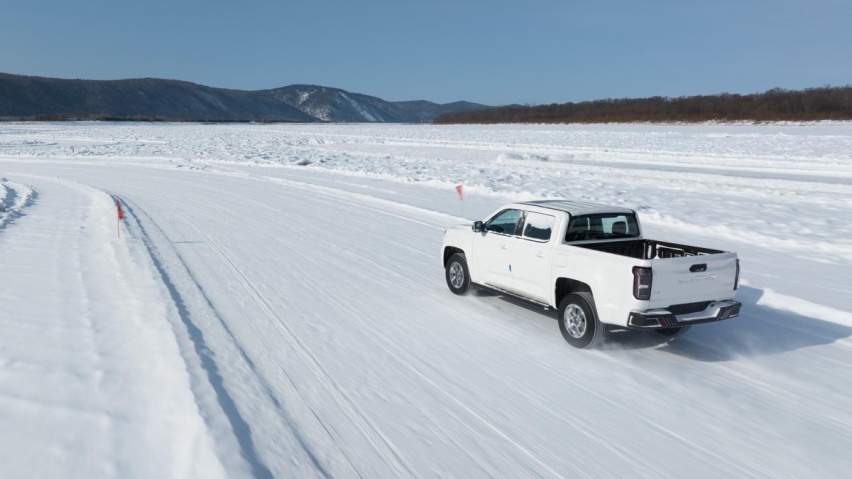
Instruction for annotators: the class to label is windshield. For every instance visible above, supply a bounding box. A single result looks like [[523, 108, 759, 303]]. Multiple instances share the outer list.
[[565, 213, 640, 242]]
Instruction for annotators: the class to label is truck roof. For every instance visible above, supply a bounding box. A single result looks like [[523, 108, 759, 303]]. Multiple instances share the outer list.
[[519, 200, 635, 216]]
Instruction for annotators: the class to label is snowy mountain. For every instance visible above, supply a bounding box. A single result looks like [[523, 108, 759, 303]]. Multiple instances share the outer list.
[[0, 73, 489, 123], [262, 85, 491, 123], [263, 85, 411, 122]]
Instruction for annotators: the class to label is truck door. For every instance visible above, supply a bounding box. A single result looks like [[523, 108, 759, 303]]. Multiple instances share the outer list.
[[511, 211, 556, 303], [471, 208, 522, 290]]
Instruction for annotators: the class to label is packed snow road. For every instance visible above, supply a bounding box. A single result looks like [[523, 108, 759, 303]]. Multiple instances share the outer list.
[[1, 122, 851, 478]]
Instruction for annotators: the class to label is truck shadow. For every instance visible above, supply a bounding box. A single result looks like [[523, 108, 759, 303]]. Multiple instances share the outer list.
[[477, 285, 852, 362], [655, 286, 852, 362]]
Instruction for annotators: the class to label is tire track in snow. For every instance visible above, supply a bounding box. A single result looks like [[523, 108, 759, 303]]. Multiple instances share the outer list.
[[119, 201, 281, 479], [180, 214, 418, 479]]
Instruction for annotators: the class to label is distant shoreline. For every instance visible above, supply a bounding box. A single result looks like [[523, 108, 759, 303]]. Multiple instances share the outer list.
[[433, 86, 852, 124], [4, 118, 851, 127]]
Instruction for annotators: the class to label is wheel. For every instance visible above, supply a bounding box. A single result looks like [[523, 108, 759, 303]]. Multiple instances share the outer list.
[[445, 253, 472, 295], [655, 325, 691, 337], [558, 293, 605, 348]]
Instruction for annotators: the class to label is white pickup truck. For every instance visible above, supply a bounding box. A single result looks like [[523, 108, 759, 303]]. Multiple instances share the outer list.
[[441, 200, 741, 348]]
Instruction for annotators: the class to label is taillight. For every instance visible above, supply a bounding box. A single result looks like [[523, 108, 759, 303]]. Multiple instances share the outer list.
[[632, 266, 652, 300], [734, 259, 740, 290]]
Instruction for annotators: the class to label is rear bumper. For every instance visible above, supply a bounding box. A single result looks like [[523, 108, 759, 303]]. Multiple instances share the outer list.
[[627, 300, 742, 329]]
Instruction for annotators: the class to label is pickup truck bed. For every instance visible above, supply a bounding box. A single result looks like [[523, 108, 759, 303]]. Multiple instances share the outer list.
[[575, 239, 724, 260]]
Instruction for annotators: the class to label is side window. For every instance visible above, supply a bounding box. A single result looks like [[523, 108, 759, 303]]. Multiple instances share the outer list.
[[522, 212, 555, 242], [485, 209, 522, 235]]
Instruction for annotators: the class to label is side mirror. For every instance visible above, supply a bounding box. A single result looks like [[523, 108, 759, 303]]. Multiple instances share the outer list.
[[472, 221, 484, 233]]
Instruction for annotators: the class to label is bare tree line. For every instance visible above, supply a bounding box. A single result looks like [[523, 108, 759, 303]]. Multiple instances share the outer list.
[[433, 86, 852, 124]]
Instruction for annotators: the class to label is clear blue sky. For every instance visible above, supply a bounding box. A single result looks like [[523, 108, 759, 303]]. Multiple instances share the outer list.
[[2, 0, 850, 105]]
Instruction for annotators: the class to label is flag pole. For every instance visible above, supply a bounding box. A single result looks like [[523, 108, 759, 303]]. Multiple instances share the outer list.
[[114, 198, 124, 238]]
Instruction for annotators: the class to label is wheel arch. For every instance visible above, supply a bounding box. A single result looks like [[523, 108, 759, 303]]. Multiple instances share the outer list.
[[554, 277, 594, 308], [443, 246, 465, 266]]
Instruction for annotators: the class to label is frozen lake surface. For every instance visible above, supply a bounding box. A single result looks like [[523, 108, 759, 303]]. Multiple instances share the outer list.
[[1, 121, 851, 478]]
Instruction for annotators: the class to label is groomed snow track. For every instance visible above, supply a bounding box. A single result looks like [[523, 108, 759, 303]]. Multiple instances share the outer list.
[[1, 122, 851, 478]]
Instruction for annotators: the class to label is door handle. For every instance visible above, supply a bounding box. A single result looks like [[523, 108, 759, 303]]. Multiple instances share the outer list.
[[535, 252, 545, 258], [500, 244, 508, 250]]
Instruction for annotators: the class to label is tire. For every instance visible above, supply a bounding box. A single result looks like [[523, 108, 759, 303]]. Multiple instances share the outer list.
[[445, 253, 472, 295], [558, 293, 605, 348], [655, 325, 691, 337]]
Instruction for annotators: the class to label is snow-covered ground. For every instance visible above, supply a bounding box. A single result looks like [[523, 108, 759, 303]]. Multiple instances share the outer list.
[[1, 121, 851, 478]]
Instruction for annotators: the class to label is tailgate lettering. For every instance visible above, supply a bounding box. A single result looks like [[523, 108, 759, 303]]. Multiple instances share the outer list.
[[678, 274, 716, 284]]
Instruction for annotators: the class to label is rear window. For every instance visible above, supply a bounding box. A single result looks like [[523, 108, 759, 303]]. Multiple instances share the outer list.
[[565, 213, 639, 242]]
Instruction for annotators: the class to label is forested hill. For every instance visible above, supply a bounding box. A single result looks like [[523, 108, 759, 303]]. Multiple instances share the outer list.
[[0, 73, 489, 123], [433, 86, 852, 124]]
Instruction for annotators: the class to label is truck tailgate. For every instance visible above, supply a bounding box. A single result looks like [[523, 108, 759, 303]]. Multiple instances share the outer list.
[[649, 252, 738, 307]]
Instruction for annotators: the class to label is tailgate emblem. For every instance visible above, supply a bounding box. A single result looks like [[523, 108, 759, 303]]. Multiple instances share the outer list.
[[678, 274, 716, 284]]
